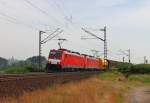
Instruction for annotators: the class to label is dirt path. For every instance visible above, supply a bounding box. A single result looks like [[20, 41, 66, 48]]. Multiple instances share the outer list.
[[128, 87, 150, 103]]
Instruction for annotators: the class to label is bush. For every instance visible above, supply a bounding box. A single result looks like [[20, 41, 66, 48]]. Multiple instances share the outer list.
[[4, 67, 30, 74], [25, 66, 37, 72], [131, 64, 150, 74], [116, 63, 133, 73], [0, 66, 42, 74], [117, 64, 150, 74]]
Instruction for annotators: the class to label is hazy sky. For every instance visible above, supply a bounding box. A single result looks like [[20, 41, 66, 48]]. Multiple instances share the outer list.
[[0, 0, 150, 63]]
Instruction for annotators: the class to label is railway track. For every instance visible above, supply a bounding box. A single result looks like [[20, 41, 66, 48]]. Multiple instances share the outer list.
[[0, 71, 100, 98], [0, 72, 99, 81], [0, 73, 58, 81]]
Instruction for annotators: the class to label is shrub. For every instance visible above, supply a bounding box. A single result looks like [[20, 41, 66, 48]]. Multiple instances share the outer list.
[[117, 64, 150, 74], [25, 66, 37, 72], [116, 63, 133, 73], [4, 66, 30, 74], [130, 64, 150, 74], [0, 66, 43, 74]]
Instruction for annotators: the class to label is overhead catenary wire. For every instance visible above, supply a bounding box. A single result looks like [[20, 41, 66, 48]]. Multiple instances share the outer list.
[[0, 14, 19, 24], [50, 0, 73, 23], [46, 0, 83, 34], [107, 55, 121, 62], [23, 0, 64, 26], [0, 12, 39, 62], [41, 28, 60, 43], [41, 30, 63, 44], [45, 0, 85, 41], [59, 29, 104, 52], [0, 12, 40, 30], [67, 40, 102, 56], [6, 0, 78, 32], [0, 0, 68, 35], [0, 0, 52, 30]]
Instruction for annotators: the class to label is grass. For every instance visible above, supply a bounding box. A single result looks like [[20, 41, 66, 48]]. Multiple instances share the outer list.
[[98, 70, 125, 81], [128, 74, 150, 83], [99, 70, 150, 84], [2, 71, 127, 103], [3, 78, 124, 103], [2, 70, 150, 103], [0, 66, 35, 74]]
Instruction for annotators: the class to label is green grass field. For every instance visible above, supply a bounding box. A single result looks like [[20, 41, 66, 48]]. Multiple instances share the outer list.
[[128, 74, 150, 83], [0, 66, 35, 74], [99, 70, 150, 83]]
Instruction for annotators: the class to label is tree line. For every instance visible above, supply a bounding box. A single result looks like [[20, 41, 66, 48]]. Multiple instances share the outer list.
[[0, 56, 47, 69]]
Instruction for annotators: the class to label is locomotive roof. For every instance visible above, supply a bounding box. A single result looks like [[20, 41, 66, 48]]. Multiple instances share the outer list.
[[51, 48, 96, 58]]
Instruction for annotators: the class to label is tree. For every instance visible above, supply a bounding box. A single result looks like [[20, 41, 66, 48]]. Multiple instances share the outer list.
[[0, 57, 8, 68], [26, 56, 47, 68]]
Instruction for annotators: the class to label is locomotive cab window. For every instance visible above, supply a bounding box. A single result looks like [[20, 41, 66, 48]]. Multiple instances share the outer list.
[[49, 51, 62, 57]]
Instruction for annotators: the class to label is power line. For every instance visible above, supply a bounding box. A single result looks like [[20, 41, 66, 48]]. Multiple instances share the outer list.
[[45, 0, 82, 38], [41, 28, 60, 43], [0, 14, 18, 24], [23, 0, 48, 16], [1, 0, 70, 29], [23, 0, 64, 26], [24, 0, 81, 35], [52, 0, 66, 17], [0, 1, 55, 30], [0, 12, 40, 30], [51, 0, 72, 23], [41, 30, 63, 44], [60, 29, 104, 52], [82, 28, 105, 41], [47, 0, 83, 34], [68, 40, 97, 52], [91, 49, 103, 57], [119, 49, 131, 63]]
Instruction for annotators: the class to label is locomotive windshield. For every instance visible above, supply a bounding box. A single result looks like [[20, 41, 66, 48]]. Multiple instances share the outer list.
[[49, 51, 62, 57]]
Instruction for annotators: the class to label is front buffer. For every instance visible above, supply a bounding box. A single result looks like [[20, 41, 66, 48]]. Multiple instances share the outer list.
[[46, 63, 62, 72], [45, 59, 62, 72]]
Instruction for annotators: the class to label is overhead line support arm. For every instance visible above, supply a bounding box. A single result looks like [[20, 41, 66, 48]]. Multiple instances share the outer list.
[[81, 28, 104, 41]]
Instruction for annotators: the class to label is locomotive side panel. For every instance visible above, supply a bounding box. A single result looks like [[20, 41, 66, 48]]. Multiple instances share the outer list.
[[61, 52, 85, 70], [86, 57, 100, 70]]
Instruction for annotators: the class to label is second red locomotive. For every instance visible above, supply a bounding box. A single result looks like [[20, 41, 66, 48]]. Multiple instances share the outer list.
[[46, 49, 107, 72]]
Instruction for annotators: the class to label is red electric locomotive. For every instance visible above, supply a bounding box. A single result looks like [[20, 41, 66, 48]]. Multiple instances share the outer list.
[[46, 49, 103, 72]]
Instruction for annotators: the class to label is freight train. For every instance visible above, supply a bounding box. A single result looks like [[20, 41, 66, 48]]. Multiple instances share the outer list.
[[46, 49, 108, 72]]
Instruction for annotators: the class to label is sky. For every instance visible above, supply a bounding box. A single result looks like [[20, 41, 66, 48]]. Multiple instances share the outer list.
[[0, 0, 150, 63]]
